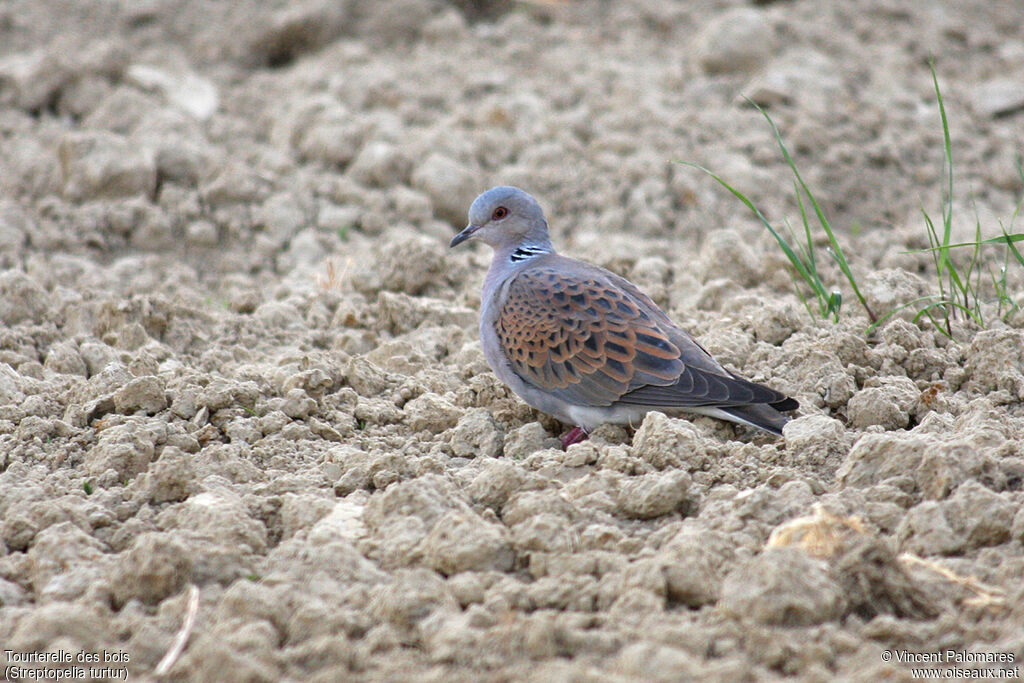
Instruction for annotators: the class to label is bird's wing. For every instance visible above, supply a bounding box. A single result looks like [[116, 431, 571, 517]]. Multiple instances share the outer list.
[[494, 256, 792, 409]]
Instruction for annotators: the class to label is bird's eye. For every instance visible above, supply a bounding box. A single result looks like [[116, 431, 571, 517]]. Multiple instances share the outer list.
[[492, 207, 508, 220]]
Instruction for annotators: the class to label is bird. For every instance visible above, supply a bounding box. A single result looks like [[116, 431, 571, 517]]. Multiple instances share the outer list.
[[450, 186, 798, 448]]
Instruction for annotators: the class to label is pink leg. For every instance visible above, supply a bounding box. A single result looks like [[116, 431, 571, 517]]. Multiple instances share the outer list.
[[560, 426, 589, 449]]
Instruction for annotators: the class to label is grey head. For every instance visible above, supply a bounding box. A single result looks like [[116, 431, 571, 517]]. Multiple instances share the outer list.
[[449, 186, 553, 252]]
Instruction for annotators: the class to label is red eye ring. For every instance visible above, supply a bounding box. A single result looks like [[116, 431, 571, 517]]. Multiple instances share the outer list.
[[492, 206, 508, 220]]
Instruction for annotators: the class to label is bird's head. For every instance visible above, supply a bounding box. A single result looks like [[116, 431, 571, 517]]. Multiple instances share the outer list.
[[450, 186, 552, 251]]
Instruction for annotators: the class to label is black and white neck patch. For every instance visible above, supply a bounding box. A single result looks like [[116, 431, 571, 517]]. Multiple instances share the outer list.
[[509, 246, 551, 263]]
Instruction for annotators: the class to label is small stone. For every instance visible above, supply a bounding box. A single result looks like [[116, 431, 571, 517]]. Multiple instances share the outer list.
[[0, 270, 50, 325], [170, 389, 199, 420], [159, 489, 267, 553], [405, 392, 461, 434], [78, 342, 116, 376], [691, 8, 775, 76], [224, 417, 262, 444], [281, 387, 317, 419], [744, 49, 841, 112], [898, 480, 1014, 555], [510, 512, 575, 554], [113, 376, 168, 415], [0, 49, 71, 112], [201, 160, 269, 206], [43, 340, 88, 377], [256, 192, 307, 243], [57, 131, 157, 200], [613, 642, 702, 680], [504, 422, 559, 460], [377, 291, 476, 334], [0, 364, 26, 406], [783, 414, 847, 464], [294, 104, 365, 166], [422, 7, 468, 42], [391, 186, 433, 225], [617, 470, 691, 519], [0, 200, 29, 258], [307, 498, 369, 544], [277, 493, 336, 540], [254, 300, 302, 329], [446, 572, 485, 608], [111, 532, 194, 607], [185, 220, 219, 246], [283, 228, 326, 267], [896, 501, 960, 556], [372, 234, 447, 295], [964, 329, 1024, 399], [410, 153, 477, 225], [317, 203, 362, 234], [348, 141, 411, 188], [838, 431, 999, 500], [240, 0, 349, 67], [356, 0, 440, 45], [861, 269, 929, 323], [0, 577, 27, 607], [720, 548, 845, 625], [465, 459, 527, 510], [125, 63, 219, 120], [659, 528, 735, 607], [750, 299, 804, 346], [117, 321, 150, 350], [420, 510, 515, 575], [632, 412, 702, 470], [142, 446, 197, 504], [84, 422, 158, 480], [450, 408, 504, 458], [369, 568, 459, 633], [971, 77, 1024, 118], [846, 376, 919, 430], [698, 229, 762, 287], [28, 522, 107, 602]]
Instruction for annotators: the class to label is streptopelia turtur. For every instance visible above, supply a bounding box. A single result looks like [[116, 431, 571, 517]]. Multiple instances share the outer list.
[[450, 186, 798, 447]]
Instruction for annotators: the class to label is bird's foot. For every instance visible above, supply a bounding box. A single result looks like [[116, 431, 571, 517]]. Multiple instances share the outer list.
[[560, 426, 589, 450]]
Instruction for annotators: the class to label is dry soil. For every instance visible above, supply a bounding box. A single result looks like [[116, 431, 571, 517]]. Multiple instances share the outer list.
[[1, 1, 1024, 681]]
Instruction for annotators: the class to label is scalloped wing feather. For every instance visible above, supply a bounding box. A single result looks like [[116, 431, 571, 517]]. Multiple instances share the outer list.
[[495, 256, 798, 413], [495, 259, 684, 407]]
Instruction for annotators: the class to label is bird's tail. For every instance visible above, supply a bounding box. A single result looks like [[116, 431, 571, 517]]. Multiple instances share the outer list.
[[717, 402, 795, 436]]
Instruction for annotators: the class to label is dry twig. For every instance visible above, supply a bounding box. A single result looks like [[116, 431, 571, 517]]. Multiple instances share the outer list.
[[155, 584, 200, 676]]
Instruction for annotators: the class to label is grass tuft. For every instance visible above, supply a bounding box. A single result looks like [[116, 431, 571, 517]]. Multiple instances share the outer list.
[[884, 64, 1024, 335], [679, 101, 876, 324], [683, 64, 1023, 336]]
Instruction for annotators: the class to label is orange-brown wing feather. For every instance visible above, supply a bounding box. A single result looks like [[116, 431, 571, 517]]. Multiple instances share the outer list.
[[495, 264, 684, 406]]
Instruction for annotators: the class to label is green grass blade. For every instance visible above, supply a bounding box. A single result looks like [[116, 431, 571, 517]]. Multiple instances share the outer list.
[[678, 161, 832, 310], [826, 291, 842, 319], [913, 299, 984, 328], [988, 260, 1011, 318], [932, 62, 955, 285], [1002, 228, 1024, 268], [903, 233, 1024, 252], [782, 217, 826, 317], [794, 180, 817, 275], [967, 209, 984, 319], [865, 294, 944, 335], [747, 99, 876, 322], [785, 267, 818, 319], [922, 209, 948, 310]]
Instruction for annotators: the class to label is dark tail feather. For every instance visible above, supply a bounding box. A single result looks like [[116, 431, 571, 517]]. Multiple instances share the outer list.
[[720, 401, 797, 436], [769, 396, 800, 412]]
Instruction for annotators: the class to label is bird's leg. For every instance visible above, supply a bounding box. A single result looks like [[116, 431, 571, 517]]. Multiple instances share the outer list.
[[560, 426, 589, 449]]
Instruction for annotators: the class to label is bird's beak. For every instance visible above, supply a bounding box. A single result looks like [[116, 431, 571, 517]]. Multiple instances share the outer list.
[[449, 224, 480, 248]]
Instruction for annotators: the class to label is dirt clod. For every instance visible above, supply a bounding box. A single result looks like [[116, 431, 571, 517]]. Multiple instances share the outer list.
[[1, 1, 1022, 680]]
